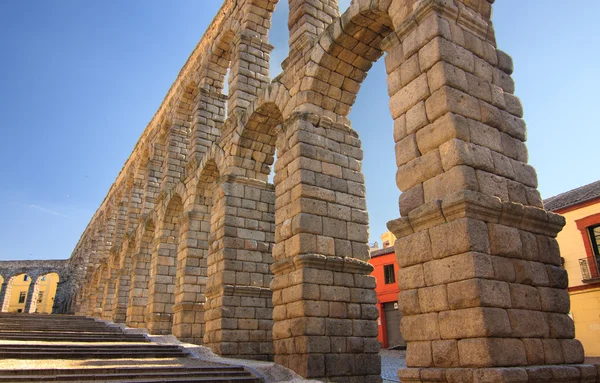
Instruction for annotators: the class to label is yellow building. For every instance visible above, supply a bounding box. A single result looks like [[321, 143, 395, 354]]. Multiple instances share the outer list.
[[4, 273, 59, 314], [369, 231, 397, 253], [545, 180, 600, 356]]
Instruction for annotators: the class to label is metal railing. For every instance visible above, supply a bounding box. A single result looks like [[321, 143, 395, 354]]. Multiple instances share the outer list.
[[579, 257, 598, 281]]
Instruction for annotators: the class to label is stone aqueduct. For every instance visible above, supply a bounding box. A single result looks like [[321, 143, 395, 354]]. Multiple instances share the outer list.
[[13, 0, 596, 381]]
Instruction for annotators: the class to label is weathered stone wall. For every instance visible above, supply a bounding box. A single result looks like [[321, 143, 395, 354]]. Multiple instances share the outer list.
[[52, 0, 600, 381]]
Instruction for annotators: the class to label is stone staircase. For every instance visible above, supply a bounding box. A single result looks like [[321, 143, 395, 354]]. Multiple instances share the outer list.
[[0, 366, 260, 382], [0, 313, 262, 383], [0, 313, 147, 343]]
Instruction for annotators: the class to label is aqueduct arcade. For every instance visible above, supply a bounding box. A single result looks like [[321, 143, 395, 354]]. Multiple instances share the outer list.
[[54, 0, 597, 381]]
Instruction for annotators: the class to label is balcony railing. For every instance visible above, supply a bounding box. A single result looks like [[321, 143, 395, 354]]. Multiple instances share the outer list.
[[579, 257, 600, 282]]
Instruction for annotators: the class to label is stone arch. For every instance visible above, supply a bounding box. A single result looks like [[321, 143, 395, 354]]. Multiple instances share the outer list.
[[203, 146, 276, 358], [225, 96, 285, 181], [205, 23, 239, 95], [28, 272, 59, 314], [146, 193, 184, 335], [60, 1, 588, 381], [155, 114, 189, 191], [1, 273, 32, 313], [173, 159, 223, 344], [296, 0, 395, 117]]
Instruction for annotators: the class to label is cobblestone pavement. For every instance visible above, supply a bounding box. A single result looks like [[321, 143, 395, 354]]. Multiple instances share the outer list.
[[380, 349, 406, 383]]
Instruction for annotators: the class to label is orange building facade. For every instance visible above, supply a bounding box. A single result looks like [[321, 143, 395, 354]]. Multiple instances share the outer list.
[[369, 234, 405, 349]]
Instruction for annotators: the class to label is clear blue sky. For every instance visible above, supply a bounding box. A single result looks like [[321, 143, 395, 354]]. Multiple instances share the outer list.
[[0, 1, 598, 261]]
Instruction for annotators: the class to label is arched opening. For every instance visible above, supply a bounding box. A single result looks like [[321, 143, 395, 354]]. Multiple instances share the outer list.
[[266, 0, 287, 79], [206, 30, 235, 120], [203, 102, 280, 360], [2, 273, 32, 313], [266, 3, 398, 376], [236, 101, 282, 182], [273, 1, 549, 379], [29, 273, 59, 314]]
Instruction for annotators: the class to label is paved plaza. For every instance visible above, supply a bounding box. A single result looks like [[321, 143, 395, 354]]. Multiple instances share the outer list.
[[380, 349, 406, 383]]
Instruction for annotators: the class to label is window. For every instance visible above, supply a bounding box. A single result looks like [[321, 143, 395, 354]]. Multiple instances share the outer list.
[[576, 213, 600, 280], [23, 275, 28, 282], [18, 292, 26, 304], [37, 291, 44, 304], [589, 224, 600, 256], [384, 264, 395, 284]]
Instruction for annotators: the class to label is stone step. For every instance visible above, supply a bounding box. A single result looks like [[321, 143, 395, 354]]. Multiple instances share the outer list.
[[0, 321, 110, 329], [0, 377, 261, 383], [0, 330, 142, 336], [0, 324, 123, 334], [0, 366, 245, 376], [0, 351, 187, 359], [0, 366, 256, 382], [0, 321, 122, 327], [0, 335, 147, 342], [0, 317, 97, 323], [0, 344, 188, 359], [0, 314, 263, 382], [0, 313, 94, 321], [0, 345, 181, 351]]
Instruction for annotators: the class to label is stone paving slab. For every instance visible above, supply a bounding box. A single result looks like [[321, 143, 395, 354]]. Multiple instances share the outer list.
[[380, 349, 406, 383]]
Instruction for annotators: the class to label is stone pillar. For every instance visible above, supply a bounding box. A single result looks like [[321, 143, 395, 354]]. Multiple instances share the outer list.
[[288, 0, 339, 54], [146, 199, 182, 335], [204, 175, 275, 360], [228, 31, 273, 115], [186, 88, 225, 173], [270, 114, 381, 380], [172, 211, 207, 344], [101, 263, 118, 320], [0, 281, 9, 312], [23, 278, 38, 313], [27, 277, 42, 313], [159, 126, 189, 191], [92, 270, 106, 317], [78, 285, 90, 316], [379, 1, 596, 381], [84, 281, 98, 317], [52, 278, 70, 314], [126, 222, 154, 328], [146, 234, 176, 334], [113, 246, 132, 323], [126, 252, 151, 328]]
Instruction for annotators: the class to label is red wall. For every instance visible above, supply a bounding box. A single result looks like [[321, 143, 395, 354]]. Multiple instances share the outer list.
[[369, 249, 400, 348]]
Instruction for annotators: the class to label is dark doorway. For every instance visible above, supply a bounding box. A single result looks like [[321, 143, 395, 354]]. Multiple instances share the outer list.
[[383, 302, 405, 349]]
